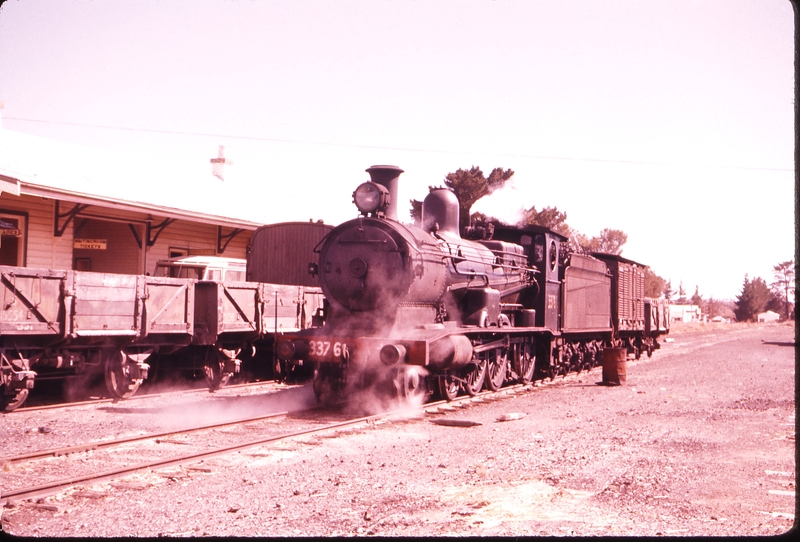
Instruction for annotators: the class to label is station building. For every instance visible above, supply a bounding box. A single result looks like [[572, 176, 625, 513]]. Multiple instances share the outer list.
[[0, 128, 262, 276]]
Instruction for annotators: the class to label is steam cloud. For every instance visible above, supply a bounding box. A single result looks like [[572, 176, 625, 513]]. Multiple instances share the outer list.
[[470, 175, 527, 226]]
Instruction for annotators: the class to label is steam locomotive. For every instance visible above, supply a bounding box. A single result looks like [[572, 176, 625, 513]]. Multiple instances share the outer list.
[[276, 165, 669, 406]]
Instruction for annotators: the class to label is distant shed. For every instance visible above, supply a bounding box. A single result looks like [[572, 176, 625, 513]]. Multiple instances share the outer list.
[[247, 221, 333, 287], [757, 310, 780, 323]]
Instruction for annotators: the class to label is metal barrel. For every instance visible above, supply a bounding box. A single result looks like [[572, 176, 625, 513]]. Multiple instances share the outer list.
[[601, 347, 627, 385]]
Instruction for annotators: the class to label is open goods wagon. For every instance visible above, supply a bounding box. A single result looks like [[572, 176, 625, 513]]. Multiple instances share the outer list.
[[0, 265, 194, 409]]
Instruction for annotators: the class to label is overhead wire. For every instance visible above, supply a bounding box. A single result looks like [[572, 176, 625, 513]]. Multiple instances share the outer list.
[[4, 116, 793, 173]]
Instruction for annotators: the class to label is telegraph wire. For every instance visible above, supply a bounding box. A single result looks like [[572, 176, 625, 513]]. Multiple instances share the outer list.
[[4, 116, 793, 173]]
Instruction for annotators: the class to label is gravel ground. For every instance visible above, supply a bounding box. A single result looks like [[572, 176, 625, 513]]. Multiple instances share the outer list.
[[1, 322, 795, 537]]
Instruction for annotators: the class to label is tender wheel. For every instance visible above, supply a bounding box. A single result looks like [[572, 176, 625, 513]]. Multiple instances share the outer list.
[[463, 357, 487, 396], [484, 348, 508, 391], [203, 349, 232, 391], [104, 350, 143, 399], [0, 386, 30, 411], [513, 342, 535, 384], [438, 373, 460, 401]]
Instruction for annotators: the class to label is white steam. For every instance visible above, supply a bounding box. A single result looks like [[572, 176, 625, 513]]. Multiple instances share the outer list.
[[470, 175, 527, 226]]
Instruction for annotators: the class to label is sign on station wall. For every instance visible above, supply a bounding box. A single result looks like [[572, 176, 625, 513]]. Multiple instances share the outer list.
[[74, 238, 107, 250]]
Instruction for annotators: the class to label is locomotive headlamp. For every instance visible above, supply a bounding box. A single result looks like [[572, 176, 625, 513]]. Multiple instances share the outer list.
[[353, 182, 390, 215]]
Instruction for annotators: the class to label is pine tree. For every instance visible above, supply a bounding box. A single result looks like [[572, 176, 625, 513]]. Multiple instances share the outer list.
[[691, 286, 703, 312], [677, 281, 687, 304], [771, 260, 796, 320], [734, 275, 773, 322], [663, 280, 674, 302]]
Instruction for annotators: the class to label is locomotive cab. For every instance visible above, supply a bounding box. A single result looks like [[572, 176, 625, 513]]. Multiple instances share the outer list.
[[491, 224, 567, 330]]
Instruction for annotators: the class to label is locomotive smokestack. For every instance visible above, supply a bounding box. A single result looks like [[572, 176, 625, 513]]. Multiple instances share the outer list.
[[366, 165, 403, 221]]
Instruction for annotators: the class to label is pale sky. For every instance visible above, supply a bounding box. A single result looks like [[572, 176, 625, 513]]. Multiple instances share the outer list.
[[0, 0, 795, 301]]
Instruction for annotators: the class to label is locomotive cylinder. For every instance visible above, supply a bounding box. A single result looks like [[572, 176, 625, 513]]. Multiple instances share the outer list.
[[380, 344, 406, 366], [428, 334, 473, 370]]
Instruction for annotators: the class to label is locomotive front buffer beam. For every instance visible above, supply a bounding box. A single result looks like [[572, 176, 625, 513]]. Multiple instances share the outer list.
[[276, 330, 475, 373]]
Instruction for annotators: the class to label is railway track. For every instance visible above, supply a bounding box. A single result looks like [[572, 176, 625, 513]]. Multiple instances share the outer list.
[[1, 410, 292, 464], [1, 350, 639, 508], [13, 379, 282, 414], [1, 383, 532, 506]]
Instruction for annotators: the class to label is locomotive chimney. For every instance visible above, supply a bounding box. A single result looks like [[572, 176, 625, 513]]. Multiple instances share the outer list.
[[365, 165, 403, 221]]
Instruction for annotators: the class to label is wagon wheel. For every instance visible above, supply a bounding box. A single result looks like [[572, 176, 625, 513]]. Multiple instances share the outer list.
[[484, 347, 508, 391], [546, 354, 558, 380], [438, 373, 460, 401], [104, 350, 142, 399], [584, 348, 595, 369], [513, 342, 535, 385], [203, 348, 232, 391], [463, 357, 487, 396], [574, 350, 586, 374], [1, 355, 34, 411], [0, 386, 30, 412], [312, 367, 343, 407]]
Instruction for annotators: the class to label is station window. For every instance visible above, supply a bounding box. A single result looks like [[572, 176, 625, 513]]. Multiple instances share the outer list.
[[226, 270, 245, 281], [0, 212, 26, 266]]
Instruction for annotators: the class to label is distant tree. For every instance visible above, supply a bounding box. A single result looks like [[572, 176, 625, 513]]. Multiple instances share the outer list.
[[485, 167, 514, 191], [409, 198, 423, 224], [691, 286, 703, 308], [575, 228, 627, 255], [444, 166, 514, 232], [663, 280, 674, 302], [644, 268, 666, 298], [770, 260, 796, 320], [705, 296, 719, 319], [720, 299, 738, 318], [766, 295, 786, 316], [734, 275, 773, 322], [519, 205, 571, 236], [676, 281, 688, 304]]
